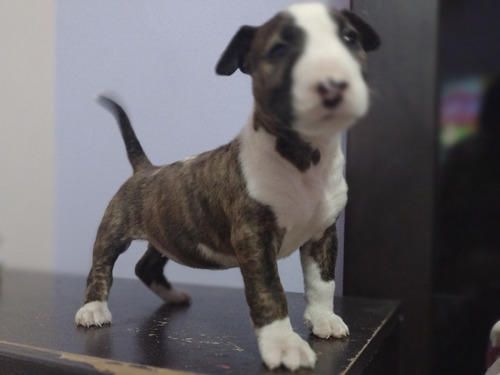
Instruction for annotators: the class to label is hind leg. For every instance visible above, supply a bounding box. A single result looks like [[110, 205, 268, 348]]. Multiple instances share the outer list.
[[75, 219, 131, 327], [135, 244, 191, 304]]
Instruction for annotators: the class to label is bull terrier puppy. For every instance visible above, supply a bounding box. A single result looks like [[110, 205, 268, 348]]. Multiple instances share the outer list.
[[75, 3, 380, 370]]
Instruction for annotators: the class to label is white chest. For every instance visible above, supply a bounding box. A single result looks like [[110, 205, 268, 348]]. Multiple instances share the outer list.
[[239, 122, 347, 258]]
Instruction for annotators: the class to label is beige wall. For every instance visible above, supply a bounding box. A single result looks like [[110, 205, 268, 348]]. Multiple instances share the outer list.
[[0, 0, 55, 271]]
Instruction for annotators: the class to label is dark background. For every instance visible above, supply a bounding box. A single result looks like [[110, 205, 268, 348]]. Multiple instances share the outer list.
[[346, 0, 500, 374]]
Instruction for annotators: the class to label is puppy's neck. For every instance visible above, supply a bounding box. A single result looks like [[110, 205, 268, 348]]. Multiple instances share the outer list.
[[248, 107, 342, 173]]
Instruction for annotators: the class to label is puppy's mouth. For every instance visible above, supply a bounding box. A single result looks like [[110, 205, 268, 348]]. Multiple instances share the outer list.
[[319, 95, 343, 121], [322, 94, 343, 109]]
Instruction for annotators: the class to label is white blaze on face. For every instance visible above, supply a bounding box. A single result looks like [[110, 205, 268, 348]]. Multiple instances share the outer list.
[[286, 3, 369, 136]]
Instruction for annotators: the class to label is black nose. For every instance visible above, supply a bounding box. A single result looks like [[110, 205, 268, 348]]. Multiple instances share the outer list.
[[317, 79, 348, 108]]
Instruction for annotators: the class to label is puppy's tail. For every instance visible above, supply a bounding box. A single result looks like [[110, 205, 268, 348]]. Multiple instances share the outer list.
[[97, 95, 153, 173]]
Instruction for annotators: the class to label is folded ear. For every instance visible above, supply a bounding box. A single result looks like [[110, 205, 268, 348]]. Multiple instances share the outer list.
[[215, 26, 257, 76], [341, 10, 381, 52]]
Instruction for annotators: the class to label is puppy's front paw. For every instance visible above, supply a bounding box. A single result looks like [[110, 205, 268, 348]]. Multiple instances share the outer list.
[[75, 301, 112, 327], [257, 318, 316, 371], [304, 308, 349, 339]]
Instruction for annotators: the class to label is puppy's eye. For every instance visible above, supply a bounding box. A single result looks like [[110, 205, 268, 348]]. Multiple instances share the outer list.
[[266, 43, 289, 61], [342, 30, 361, 49]]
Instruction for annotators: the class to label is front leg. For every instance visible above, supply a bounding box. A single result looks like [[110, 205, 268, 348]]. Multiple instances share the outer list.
[[232, 215, 316, 370], [300, 223, 349, 339]]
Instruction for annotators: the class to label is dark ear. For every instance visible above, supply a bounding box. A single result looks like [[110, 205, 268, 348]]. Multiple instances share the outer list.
[[341, 10, 381, 52], [215, 26, 257, 76]]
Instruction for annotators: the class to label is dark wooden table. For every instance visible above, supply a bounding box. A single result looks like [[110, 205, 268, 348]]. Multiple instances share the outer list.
[[0, 270, 399, 375]]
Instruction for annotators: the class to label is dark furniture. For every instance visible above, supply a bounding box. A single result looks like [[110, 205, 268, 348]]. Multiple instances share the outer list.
[[348, 2, 500, 374], [0, 270, 399, 374]]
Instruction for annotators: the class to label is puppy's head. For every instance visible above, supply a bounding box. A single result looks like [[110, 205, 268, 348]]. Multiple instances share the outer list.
[[216, 3, 380, 137]]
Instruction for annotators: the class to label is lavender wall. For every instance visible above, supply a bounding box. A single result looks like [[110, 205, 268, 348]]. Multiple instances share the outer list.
[[55, 0, 349, 293]]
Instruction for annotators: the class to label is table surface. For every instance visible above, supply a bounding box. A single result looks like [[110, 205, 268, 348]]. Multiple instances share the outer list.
[[0, 270, 399, 375]]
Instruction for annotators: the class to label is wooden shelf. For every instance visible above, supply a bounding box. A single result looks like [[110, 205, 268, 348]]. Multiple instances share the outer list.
[[0, 270, 399, 374]]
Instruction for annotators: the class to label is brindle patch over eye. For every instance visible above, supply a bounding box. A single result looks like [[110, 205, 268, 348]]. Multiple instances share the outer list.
[[280, 24, 304, 44], [266, 42, 290, 61], [265, 24, 304, 63]]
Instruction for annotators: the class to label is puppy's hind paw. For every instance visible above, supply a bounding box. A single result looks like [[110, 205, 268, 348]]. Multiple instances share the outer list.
[[75, 301, 112, 327], [257, 318, 316, 371], [151, 283, 191, 305]]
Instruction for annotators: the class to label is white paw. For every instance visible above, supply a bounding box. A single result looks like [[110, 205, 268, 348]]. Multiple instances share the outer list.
[[304, 308, 349, 339], [75, 301, 112, 327], [256, 318, 316, 371]]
